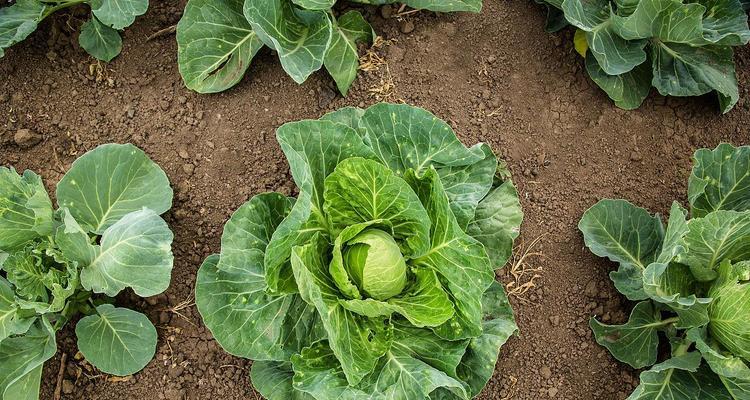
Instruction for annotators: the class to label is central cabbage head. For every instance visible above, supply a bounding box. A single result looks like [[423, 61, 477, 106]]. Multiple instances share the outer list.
[[342, 229, 407, 301]]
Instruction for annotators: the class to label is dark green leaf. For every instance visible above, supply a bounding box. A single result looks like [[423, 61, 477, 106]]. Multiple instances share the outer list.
[[324, 11, 373, 95]]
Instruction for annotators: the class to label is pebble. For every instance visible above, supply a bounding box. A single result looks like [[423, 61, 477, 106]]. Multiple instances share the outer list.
[[62, 380, 74, 395], [183, 163, 195, 174], [540, 366, 552, 379], [400, 21, 415, 34], [548, 387, 558, 397], [14, 129, 42, 148], [630, 151, 642, 161]]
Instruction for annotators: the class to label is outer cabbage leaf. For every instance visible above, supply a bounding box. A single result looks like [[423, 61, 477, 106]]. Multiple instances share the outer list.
[[680, 210, 750, 281], [627, 352, 703, 400], [454, 281, 517, 397], [90, 0, 148, 30], [78, 17, 123, 62], [56, 143, 173, 234], [244, 0, 332, 84], [585, 54, 651, 110], [561, 0, 648, 75], [0, 319, 56, 400], [578, 199, 663, 300], [75, 304, 157, 376], [324, 11, 374, 96], [251, 361, 315, 400], [466, 180, 523, 268], [79, 208, 174, 297], [688, 143, 750, 217], [267, 120, 376, 293], [0, 0, 45, 59], [177, 0, 264, 93], [0, 277, 34, 342], [0, 168, 53, 251], [196, 193, 324, 361], [590, 301, 667, 369], [359, 103, 494, 229], [407, 168, 494, 340]]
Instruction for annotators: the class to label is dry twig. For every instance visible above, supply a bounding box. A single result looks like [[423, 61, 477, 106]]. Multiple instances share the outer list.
[[146, 25, 177, 41], [53, 352, 68, 400]]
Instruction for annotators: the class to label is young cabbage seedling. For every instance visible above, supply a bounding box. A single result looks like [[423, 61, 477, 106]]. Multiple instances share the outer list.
[[0, 143, 174, 400], [0, 0, 149, 62], [176, 0, 482, 96], [580, 143, 750, 397], [195, 103, 524, 399]]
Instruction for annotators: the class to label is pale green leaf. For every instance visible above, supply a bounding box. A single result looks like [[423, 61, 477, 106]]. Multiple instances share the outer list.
[[291, 234, 391, 385], [3, 247, 46, 302], [265, 120, 376, 294], [688, 144, 750, 217], [340, 266, 454, 327], [707, 261, 750, 360], [292, 0, 336, 9], [0, 168, 53, 251], [0, 277, 34, 342], [56, 143, 172, 234], [79, 16, 123, 62], [251, 361, 315, 400], [643, 263, 711, 328], [0, 319, 56, 400], [177, 0, 264, 93], [90, 0, 148, 30], [323, 157, 431, 257], [0, 0, 45, 59], [627, 354, 703, 400], [75, 304, 157, 376], [680, 210, 750, 281], [408, 168, 494, 340], [80, 208, 173, 297]]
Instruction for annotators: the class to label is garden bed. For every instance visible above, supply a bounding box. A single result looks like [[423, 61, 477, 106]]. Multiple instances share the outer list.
[[1, 0, 749, 399]]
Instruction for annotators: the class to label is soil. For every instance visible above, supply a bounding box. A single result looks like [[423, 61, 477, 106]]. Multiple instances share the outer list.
[[1, 0, 749, 399]]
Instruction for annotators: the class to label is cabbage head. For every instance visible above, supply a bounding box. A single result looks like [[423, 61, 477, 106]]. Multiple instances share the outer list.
[[195, 103, 523, 399]]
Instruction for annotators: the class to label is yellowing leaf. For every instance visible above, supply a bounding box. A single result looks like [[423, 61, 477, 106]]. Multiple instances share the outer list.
[[574, 29, 588, 57]]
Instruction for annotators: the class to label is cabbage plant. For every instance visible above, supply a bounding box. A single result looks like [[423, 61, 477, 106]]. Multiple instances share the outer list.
[[176, 0, 481, 96], [579, 143, 750, 397], [195, 103, 523, 399], [0, 143, 174, 400], [0, 0, 149, 62], [537, 0, 750, 113]]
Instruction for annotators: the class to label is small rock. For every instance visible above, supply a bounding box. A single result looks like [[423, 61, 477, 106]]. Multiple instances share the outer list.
[[548, 387, 558, 397], [177, 96, 187, 105], [14, 129, 42, 148], [540, 366, 552, 379], [62, 380, 74, 395], [380, 5, 393, 19], [178, 148, 189, 159], [584, 280, 597, 297], [400, 20, 415, 34], [182, 163, 195, 174], [630, 151, 642, 161]]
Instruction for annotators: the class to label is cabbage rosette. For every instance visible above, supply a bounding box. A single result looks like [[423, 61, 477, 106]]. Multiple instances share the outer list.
[[195, 103, 523, 399], [579, 143, 750, 398]]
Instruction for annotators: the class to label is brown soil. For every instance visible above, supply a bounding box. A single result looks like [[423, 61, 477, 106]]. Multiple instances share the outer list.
[[1, 0, 749, 399]]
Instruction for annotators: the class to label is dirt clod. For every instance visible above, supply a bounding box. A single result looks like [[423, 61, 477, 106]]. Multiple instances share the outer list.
[[14, 129, 42, 148]]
